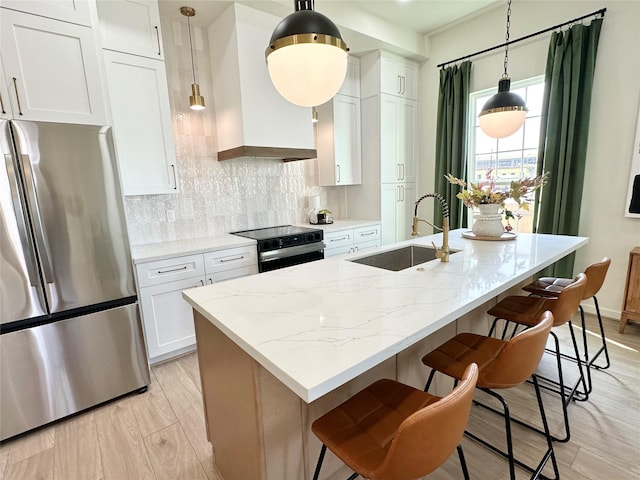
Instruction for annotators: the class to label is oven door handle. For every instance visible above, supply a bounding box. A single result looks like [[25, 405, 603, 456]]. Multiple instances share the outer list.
[[259, 242, 325, 263]]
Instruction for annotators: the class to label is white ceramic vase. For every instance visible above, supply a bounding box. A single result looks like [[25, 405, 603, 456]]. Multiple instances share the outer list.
[[472, 204, 505, 237]]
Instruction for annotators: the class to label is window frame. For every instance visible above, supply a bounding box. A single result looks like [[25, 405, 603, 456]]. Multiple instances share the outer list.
[[466, 75, 545, 232]]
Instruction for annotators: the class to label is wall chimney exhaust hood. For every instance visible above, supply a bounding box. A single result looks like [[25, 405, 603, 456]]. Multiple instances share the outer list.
[[208, 4, 316, 162]]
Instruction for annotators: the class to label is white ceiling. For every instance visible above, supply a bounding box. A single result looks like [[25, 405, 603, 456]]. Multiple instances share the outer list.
[[159, 0, 501, 35], [344, 0, 500, 35]]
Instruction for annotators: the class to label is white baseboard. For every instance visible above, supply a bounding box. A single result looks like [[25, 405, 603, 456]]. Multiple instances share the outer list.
[[580, 302, 621, 320]]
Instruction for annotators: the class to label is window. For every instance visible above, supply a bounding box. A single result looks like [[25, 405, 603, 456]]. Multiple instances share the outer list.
[[468, 76, 545, 233]]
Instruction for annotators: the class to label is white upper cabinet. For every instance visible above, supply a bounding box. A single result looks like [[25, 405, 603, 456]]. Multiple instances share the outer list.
[[361, 51, 419, 101], [103, 50, 178, 195], [0, 8, 106, 125], [346, 50, 419, 246], [338, 56, 361, 98], [96, 0, 163, 59], [380, 94, 417, 184], [317, 94, 362, 186], [0, 0, 92, 26], [0, 57, 11, 119]]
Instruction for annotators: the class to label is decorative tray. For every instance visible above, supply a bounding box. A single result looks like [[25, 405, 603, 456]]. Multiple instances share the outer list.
[[462, 231, 517, 241]]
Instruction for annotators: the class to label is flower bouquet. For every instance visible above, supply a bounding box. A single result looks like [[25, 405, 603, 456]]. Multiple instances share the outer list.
[[445, 169, 548, 235]]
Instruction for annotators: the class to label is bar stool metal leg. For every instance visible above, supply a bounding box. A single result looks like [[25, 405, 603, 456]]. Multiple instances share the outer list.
[[463, 376, 559, 480], [457, 445, 471, 480]]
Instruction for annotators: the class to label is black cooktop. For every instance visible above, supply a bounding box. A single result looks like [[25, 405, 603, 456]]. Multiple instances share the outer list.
[[232, 225, 324, 252], [232, 225, 321, 241]]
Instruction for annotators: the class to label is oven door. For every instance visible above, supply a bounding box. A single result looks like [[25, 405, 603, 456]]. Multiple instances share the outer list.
[[259, 242, 325, 272]]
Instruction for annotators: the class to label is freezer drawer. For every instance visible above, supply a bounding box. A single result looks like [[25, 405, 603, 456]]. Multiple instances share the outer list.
[[0, 303, 150, 440]]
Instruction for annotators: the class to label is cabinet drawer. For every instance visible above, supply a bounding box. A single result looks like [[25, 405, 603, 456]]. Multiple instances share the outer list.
[[353, 240, 380, 253], [204, 246, 257, 274], [324, 229, 353, 249], [325, 245, 353, 258], [136, 254, 205, 288], [211, 265, 258, 283], [354, 225, 380, 243]]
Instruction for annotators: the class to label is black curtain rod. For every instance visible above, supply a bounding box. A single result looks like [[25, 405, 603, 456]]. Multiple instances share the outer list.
[[437, 7, 606, 69]]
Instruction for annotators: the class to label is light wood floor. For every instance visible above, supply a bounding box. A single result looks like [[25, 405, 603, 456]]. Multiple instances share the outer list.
[[1, 314, 638, 480]]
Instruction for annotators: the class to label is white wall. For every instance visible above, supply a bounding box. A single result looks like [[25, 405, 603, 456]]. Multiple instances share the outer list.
[[418, 1, 640, 318]]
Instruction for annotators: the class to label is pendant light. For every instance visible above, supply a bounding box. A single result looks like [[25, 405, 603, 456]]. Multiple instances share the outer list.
[[265, 0, 348, 107], [479, 0, 527, 138], [180, 6, 205, 110]]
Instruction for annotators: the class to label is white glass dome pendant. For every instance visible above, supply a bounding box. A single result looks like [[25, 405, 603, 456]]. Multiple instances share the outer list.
[[265, 0, 349, 107]]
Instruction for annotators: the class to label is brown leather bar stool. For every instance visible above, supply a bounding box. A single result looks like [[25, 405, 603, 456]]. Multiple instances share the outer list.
[[486, 273, 588, 443], [421, 311, 558, 480], [311, 363, 478, 480], [523, 257, 612, 395]]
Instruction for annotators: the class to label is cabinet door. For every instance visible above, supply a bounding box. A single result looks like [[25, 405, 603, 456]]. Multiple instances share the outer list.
[[399, 99, 417, 183], [380, 184, 399, 246], [400, 62, 418, 100], [317, 95, 361, 186], [0, 9, 106, 125], [380, 56, 402, 97], [380, 95, 417, 184], [139, 276, 204, 361], [380, 55, 418, 100], [380, 95, 400, 183], [338, 56, 360, 98], [0, 0, 92, 26], [97, 0, 163, 59], [103, 50, 178, 195], [397, 183, 416, 243], [334, 95, 361, 185], [0, 56, 11, 119]]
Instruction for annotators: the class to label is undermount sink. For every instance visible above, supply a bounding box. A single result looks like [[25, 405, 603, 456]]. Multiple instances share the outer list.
[[350, 245, 460, 271]]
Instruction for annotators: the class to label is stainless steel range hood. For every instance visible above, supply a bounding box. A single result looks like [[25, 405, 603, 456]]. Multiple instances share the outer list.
[[208, 4, 316, 162]]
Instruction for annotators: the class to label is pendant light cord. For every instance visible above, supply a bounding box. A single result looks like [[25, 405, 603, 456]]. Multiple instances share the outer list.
[[502, 0, 512, 78], [187, 15, 197, 84]]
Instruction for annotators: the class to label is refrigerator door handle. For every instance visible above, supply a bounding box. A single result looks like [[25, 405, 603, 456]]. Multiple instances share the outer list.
[[3, 154, 40, 287], [18, 154, 54, 283]]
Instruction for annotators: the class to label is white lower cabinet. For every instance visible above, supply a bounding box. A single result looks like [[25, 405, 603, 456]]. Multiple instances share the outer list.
[[136, 245, 257, 364], [139, 276, 205, 363], [324, 224, 381, 258]]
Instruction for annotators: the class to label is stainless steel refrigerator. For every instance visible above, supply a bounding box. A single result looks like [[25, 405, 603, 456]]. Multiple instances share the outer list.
[[0, 119, 150, 441]]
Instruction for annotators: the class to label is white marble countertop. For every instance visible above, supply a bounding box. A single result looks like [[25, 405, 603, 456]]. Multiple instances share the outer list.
[[130, 234, 256, 263], [130, 220, 379, 263], [182, 229, 588, 402], [296, 219, 380, 232]]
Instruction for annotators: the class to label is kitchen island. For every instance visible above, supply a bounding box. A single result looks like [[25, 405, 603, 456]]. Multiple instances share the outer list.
[[183, 229, 587, 480]]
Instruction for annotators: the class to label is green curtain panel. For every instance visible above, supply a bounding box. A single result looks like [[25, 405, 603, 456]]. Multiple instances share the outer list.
[[434, 61, 471, 230], [534, 19, 603, 278]]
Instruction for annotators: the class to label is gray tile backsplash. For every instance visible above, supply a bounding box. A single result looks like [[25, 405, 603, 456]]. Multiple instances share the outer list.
[[124, 18, 344, 246]]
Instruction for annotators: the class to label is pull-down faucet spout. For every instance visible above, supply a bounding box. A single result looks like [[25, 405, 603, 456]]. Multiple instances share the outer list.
[[411, 193, 450, 262]]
